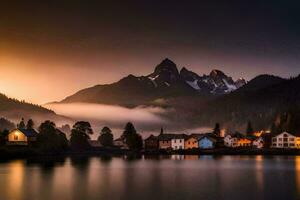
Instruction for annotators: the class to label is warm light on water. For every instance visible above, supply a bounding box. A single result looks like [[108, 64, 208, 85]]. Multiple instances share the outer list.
[[0, 156, 299, 200]]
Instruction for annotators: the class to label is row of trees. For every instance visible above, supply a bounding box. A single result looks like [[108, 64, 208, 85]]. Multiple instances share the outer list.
[[3, 118, 143, 152]]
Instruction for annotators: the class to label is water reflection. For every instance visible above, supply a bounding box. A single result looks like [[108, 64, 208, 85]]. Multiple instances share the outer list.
[[8, 160, 24, 200], [295, 156, 300, 194], [0, 156, 299, 200], [255, 155, 264, 192]]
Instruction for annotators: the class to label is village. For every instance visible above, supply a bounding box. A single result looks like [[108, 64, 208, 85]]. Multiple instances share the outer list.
[[142, 131, 300, 151], [3, 118, 300, 155]]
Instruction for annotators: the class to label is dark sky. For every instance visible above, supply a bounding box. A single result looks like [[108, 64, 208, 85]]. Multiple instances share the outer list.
[[1, 0, 300, 103]]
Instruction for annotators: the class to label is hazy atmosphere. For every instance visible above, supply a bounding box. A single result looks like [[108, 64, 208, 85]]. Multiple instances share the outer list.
[[2, 2, 300, 200], [1, 1, 300, 104]]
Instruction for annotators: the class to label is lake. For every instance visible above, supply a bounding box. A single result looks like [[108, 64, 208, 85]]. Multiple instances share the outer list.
[[0, 155, 299, 200]]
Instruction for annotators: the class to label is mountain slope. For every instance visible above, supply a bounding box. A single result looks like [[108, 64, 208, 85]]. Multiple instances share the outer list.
[[195, 75, 300, 131], [0, 93, 71, 124], [50, 58, 300, 132], [60, 58, 245, 106]]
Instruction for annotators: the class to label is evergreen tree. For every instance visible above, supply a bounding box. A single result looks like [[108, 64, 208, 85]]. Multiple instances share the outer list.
[[122, 122, 143, 150], [122, 122, 137, 139], [17, 118, 26, 129], [0, 129, 9, 146], [0, 118, 15, 131], [98, 126, 113, 147], [160, 127, 164, 135], [213, 123, 221, 136], [246, 121, 254, 136], [26, 119, 34, 130]]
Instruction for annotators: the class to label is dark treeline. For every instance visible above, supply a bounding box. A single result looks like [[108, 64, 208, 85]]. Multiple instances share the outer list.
[[195, 75, 300, 133], [0, 118, 143, 154]]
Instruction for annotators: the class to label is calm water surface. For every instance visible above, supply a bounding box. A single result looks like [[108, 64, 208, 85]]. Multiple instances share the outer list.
[[0, 155, 299, 200]]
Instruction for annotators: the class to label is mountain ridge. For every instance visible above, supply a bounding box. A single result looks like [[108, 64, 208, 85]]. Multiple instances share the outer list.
[[59, 58, 246, 106], [47, 58, 300, 132], [0, 93, 71, 125]]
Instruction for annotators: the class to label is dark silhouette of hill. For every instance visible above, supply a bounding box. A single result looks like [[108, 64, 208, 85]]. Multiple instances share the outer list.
[[0, 93, 71, 124], [195, 75, 300, 132]]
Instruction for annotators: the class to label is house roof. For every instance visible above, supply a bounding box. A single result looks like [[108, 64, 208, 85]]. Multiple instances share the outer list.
[[187, 134, 203, 140], [17, 128, 38, 137], [145, 134, 158, 141], [198, 135, 217, 142], [172, 134, 188, 139], [157, 133, 176, 141], [274, 131, 296, 138]]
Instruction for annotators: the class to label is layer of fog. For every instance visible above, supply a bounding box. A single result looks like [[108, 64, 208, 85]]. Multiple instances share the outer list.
[[46, 102, 168, 126], [45, 103, 213, 139]]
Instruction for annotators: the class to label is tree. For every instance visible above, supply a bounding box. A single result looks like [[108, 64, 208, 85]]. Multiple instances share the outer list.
[[0, 118, 15, 131], [57, 130, 69, 150], [0, 129, 9, 146], [160, 127, 164, 135], [122, 122, 137, 139], [213, 123, 221, 136], [98, 126, 113, 147], [122, 122, 143, 150], [17, 118, 26, 129], [246, 121, 254, 137], [26, 119, 34, 130], [36, 120, 68, 152], [70, 121, 93, 150]]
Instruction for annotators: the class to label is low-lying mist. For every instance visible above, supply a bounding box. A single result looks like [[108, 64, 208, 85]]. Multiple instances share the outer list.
[[45, 103, 213, 139], [46, 103, 169, 127]]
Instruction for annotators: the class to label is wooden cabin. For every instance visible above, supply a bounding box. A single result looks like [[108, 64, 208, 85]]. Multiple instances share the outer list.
[[7, 128, 38, 146]]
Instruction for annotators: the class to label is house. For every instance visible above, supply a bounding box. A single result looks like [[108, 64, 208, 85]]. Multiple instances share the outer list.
[[113, 138, 129, 149], [224, 132, 253, 148], [158, 133, 174, 150], [185, 134, 201, 149], [253, 137, 264, 149], [224, 134, 238, 147], [198, 135, 216, 149], [271, 132, 300, 149], [171, 134, 186, 150], [238, 138, 252, 147], [7, 128, 38, 146], [144, 135, 159, 150]]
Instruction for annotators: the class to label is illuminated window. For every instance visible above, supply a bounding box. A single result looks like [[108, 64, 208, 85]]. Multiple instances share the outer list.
[[14, 135, 18, 140]]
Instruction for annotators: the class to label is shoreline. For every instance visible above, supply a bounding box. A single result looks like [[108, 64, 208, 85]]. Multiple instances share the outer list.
[[1, 147, 300, 160]]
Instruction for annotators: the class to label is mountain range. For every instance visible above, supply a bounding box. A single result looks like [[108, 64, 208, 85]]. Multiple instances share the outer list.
[[53, 58, 300, 133], [60, 58, 246, 107], [1, 58, 298, 133]]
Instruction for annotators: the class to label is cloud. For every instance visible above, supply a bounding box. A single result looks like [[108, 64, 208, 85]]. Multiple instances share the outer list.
[[45, 103, 169, 126]]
